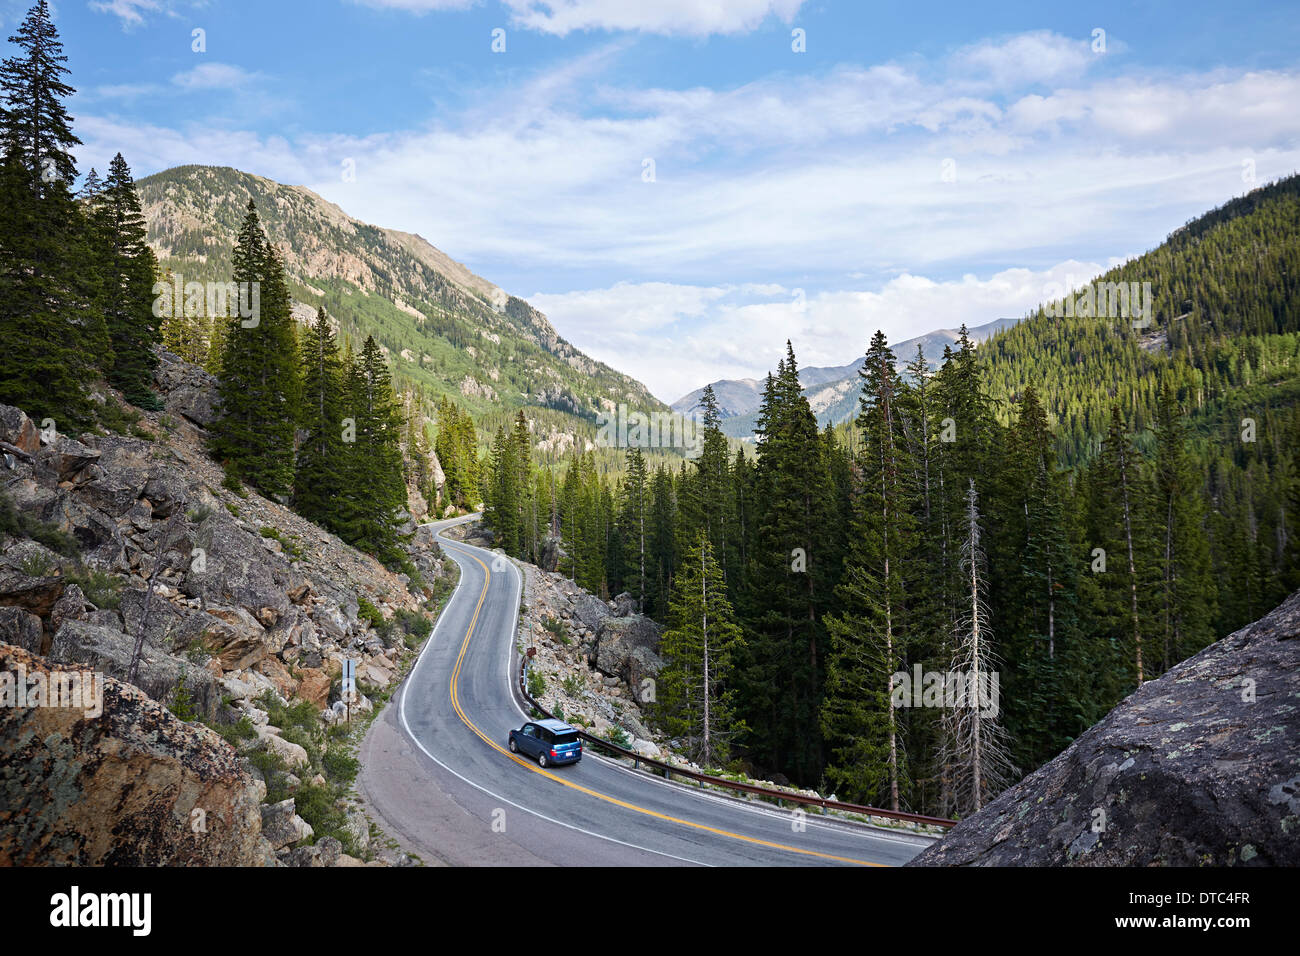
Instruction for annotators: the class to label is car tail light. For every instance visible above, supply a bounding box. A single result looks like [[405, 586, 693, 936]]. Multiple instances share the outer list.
[[551, 749, 557, 756]]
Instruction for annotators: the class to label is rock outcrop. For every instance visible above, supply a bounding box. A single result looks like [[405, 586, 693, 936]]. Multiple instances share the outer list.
[[910, 589, 1300, 866], [517, 562, 664, 750], [0, 351, 450, 867], [0, 644, 273, 865]]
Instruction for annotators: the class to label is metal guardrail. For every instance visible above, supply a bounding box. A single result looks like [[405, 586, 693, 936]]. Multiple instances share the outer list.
[[516, 651, 956, 830]]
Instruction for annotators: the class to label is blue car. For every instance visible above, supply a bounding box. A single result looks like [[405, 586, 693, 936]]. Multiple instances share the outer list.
[[509, 718, 582, 767]]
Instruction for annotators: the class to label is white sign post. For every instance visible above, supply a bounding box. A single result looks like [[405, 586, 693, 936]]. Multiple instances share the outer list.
[[343, 658, 356, 722]]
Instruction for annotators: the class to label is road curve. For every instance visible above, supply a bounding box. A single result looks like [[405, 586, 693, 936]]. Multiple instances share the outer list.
[[359, 514, 935, 866]]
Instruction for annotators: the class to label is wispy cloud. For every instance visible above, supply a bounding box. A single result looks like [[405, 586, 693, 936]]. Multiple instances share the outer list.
[[75, 28, 1300, 397], [170, 62, 261, 91], [527, 261, 1120, 402], [502, 0, 807, 37]]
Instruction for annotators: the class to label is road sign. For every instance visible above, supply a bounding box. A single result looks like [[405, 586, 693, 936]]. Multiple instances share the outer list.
[[343, 659, 356, 701]]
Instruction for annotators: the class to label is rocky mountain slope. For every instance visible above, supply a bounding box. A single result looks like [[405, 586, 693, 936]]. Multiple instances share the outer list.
[[909, 588, 1300, 866], [0, 352, 450, 866], [138, 165, 665, 430], [672, 317, 1018, 438]]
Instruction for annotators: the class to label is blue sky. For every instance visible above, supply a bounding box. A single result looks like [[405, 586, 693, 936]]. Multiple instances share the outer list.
[[23, 0, 1300, 401]]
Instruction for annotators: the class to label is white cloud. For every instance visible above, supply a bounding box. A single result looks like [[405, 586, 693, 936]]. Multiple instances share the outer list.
[[347, 0, 479, 12], [89, 0, 167, 27], [952, 30, 1100, 90], [502, 0, 806, 36], [528, 261, 1117, 402], [90, 82, 164, 100], [76, 29, 1300, 398], [171, 62, 261, 91]]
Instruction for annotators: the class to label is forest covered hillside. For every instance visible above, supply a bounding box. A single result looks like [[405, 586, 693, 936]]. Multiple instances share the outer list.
[[982, 173, 1300, 467], [138, 165, 667, 445]]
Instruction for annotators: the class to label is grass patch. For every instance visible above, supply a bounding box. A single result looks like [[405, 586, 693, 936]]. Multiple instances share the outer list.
[[259, 525, 304, 558]]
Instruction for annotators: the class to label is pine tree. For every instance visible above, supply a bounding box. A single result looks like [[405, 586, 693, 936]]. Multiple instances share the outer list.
[[0, 1, 79, 191], [210, 201, 300, 498], [822, 330, 914, 810], [621, 446, 649, 610], [743, 343, 838, 783], [90, 152, 160, 407], [657, 533, 746, 768], [337, 335, 408, 563], [294, 307, 345, 529], [0, 3, 105, 426], [1148, 385, 1216, 672]]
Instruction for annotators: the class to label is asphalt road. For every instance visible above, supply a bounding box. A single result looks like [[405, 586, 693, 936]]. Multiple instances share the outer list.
[[359, 514, 935, 866]]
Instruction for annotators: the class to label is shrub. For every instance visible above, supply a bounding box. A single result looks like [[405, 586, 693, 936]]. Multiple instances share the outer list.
[[605, 725, 632, 749], [17, 553, 55, 577], [66, 569, 122, 610], [292, 782, 349, 848], [169, 667, 198, 722], [541, 615, 568, 644], [357, 596, 384, 630], [0, 491, 78, 556], [187, 504, 214, 523], [527, 667, 546, 699], [323, 745, 360, 785], [209, 715, 258, 746], [221, 467, 248, 498]]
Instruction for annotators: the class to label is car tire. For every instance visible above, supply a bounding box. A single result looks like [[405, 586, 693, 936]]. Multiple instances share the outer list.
[[538, 752, 548, 768], [508, 738, 517, 753]]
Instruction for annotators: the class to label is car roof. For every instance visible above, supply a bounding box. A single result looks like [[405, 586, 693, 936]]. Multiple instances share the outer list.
[[535, 718, 576, 732]]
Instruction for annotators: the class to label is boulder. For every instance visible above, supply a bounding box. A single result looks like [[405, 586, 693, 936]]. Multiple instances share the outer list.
[[201, 603, 268, 671], [33, 437, 100, 483], [0, 404, 40, 454], [0, 643, 272, 865], [297, 669, 331, 709], [257, 729, 309, 770], [154, 350, 220, 428], [259, 798, 313, 850], [0, 568, 65, 617], [255, 656, 299, 700], [539, 534, 566, 573], [48, 582, 88, 634], [594, 614, 664, 693], [0, 606, 44, 654], [118, 587, 209, 652], [611, 591, 638, 617], [571, 590, 613, 631], [910, 589, 1300, 867], [180, 513, 291, 623], [48, 618, 219, 719]]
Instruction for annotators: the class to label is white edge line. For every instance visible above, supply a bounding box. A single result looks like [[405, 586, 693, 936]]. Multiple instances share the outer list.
[[396, 526, 712, 867]]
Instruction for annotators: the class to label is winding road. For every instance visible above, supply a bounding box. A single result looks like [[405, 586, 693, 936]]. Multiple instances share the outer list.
[[358, 514, 935, 866]]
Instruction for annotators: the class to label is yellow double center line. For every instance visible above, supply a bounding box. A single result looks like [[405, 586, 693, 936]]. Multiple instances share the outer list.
[[440, 542, 883, 867]]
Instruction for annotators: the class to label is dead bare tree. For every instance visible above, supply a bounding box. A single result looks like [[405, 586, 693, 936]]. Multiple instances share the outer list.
[[942, 480, 1015, 815]]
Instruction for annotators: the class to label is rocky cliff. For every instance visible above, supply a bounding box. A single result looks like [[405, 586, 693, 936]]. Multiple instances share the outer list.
[[910, 589, 1300, 866], [0, 352, 448, 866]]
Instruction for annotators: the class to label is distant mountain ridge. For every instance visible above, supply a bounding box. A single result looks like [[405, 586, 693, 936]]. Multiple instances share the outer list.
[[672, 317, 1019, 437], [137, 165, 665, 439]]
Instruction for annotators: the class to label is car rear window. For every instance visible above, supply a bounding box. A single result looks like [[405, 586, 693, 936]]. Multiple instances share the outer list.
[[554, 732, 579, 745]]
